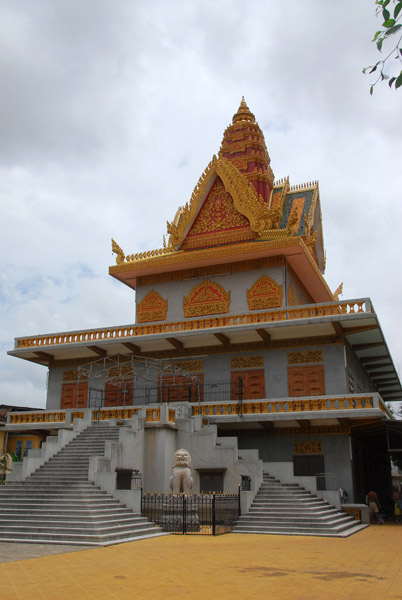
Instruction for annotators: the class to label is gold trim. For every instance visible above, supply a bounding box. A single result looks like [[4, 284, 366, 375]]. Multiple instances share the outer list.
[[183, 279, 231, 318], [294, 441, 322, 454], [246, 275, 283, 310], [231, 356, 264, 369], [136, 290, 168, 323], [171, 360, 204, 372], [137, 256, 285, 286], [16, 298, 361, 349], [288, 350, 323, 364]]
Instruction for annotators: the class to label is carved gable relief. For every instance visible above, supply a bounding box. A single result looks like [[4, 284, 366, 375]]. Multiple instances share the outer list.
[[183, 279, 231, 318], [136, 290, 168, 323], [246, 275, 283, 310], [181, 177, 254, 250]]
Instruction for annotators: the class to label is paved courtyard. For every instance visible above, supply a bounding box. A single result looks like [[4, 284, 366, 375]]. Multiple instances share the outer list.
[[1, 524, 402, 599]]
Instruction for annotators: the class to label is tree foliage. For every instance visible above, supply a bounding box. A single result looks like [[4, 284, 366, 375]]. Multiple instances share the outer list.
[[363, 0, 402, 93]]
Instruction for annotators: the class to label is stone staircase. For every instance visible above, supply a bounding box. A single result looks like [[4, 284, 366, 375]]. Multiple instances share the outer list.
[[0, 424, 163, 545], [233, 473, 367, 537]]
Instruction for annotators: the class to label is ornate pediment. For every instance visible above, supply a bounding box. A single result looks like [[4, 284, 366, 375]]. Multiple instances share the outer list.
[[167, 155, 278, 249], [181, 177, 254, 250], [136, 290, 168, 323], [246, 275, 283, 310], [183, 279, 231, 318]]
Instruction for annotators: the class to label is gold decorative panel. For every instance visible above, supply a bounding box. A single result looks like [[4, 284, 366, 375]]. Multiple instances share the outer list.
[[288, 350, 323, 364], [183, 280, 231, 318], [181, 177, 254, 250], [136, 290, 168, 323], [171, 360, 204, 373], [63, 370, 87, 382], [107, 365, 134, 378], [294, 441, 322, 454], [231, 356, 264, 369], [246, 275, 283, 310]]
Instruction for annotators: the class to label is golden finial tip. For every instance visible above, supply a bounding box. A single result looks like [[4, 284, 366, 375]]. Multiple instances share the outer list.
[[233, 97, 255, 124]]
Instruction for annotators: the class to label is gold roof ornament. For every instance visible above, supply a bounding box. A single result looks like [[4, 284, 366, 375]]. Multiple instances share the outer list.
[[232, 97, 256, 124]]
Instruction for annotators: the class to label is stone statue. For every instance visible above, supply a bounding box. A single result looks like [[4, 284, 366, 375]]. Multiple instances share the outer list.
[[170, 448, 193, 494]]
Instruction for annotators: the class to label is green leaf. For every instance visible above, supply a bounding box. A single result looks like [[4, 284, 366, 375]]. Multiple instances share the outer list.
[[394, 1, 402, 18], [382, 8, 390, 20], [395, 71, 402, 88], [389, 76, 396, 87], [384, 24, 402, 36], [381, 72, 390, 80], [370, 64, 378, 73], [383, 18, 396, 27], [370, 85, 374, 95], [377, 38, 383, 51], [372, 30, 382, 41]]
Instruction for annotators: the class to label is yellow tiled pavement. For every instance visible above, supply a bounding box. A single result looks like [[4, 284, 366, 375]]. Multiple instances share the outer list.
[[1, 525, 402, 599]]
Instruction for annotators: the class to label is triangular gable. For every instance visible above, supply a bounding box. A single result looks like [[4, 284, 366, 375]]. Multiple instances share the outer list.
[[167, 155, 276, 249], [181, 177, 255, 250]]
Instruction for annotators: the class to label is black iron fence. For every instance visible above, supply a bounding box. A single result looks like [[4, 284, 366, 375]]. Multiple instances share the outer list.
[[141, 490, 241, 535]]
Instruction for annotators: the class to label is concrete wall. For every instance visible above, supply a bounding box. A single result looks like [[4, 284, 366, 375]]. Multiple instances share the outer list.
[[346, 346, 376, 394], [135, 265, 284, 323]]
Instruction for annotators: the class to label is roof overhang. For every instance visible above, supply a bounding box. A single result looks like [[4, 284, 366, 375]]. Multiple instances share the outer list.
[[8, 298, 402, 402], [109, 237, 334, 302]]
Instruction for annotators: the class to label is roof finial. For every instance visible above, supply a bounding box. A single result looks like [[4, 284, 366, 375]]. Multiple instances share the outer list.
[[232, 97, 255, 124]]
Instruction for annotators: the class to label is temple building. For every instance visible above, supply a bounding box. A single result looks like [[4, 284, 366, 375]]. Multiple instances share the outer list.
[[4, 99, 402, 539]]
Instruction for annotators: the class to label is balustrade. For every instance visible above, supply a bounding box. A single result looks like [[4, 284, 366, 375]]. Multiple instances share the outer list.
[[16, 298, 372, 349]]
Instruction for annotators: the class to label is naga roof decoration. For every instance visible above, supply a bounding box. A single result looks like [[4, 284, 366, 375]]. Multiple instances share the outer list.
[[111, 98, 325, 274]]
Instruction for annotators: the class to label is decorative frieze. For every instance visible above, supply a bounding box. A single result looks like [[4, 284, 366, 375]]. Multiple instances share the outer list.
[[136, 290, 168, 323], [294, 441, 323, 454], [183, 280, 231, 318], [171, 360, 204, 373], [288, 350, 323, 364], [137, 256, 284, 286], [246, 275, 283, 310], [63, 370, 87, 382], [231, 355, 264, 370], [107, 365, 134, 378]]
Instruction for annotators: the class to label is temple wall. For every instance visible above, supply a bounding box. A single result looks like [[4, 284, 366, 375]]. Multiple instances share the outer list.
[[135, 265, 284, 324], [45, 342, 348, 409], [285, 264, 313, 306]]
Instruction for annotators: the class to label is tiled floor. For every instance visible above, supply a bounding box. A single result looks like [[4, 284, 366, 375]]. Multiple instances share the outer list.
[[1, 525, 402, 599]]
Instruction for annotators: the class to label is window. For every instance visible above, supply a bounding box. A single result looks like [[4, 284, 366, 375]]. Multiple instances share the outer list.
[[24, 440, 33, 457], [199, 471, 224, 493], [15, 440, 23, 459]]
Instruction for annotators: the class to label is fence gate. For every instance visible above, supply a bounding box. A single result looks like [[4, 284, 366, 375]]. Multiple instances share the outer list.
[[141, 491, 240, 535]]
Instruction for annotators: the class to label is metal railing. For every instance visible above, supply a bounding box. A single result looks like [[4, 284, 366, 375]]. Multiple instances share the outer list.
[[141, 490, 240, 535]]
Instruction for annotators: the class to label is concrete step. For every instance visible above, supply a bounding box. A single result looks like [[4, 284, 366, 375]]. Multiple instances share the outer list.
[[233, 472, 365, 538]]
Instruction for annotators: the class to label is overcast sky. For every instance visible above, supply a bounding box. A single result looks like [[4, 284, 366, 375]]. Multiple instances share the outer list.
[[1, 0, 401, 408]]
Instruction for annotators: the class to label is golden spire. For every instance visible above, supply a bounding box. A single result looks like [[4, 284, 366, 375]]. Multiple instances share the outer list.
[[232, 97, 255, 124]]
